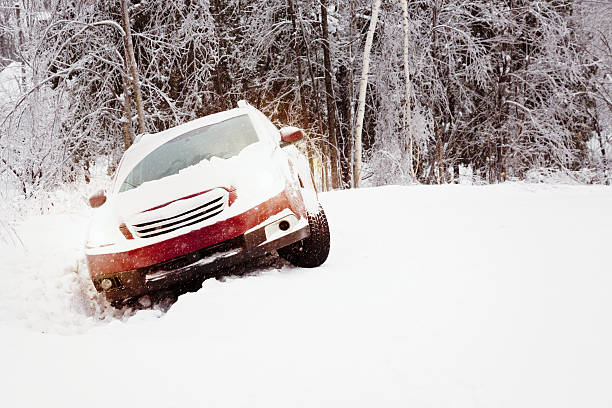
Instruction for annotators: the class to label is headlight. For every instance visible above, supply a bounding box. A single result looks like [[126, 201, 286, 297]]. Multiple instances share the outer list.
[[100, 279, 113, 290], [86, 202, 124, 249], [86, 226, 118, 248]]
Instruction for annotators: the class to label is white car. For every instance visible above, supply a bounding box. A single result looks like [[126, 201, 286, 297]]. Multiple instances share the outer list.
[[86, 101, 330, 304]]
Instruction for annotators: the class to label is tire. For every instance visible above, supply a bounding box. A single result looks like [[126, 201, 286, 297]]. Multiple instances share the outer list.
[[278, 205, 330, 268]]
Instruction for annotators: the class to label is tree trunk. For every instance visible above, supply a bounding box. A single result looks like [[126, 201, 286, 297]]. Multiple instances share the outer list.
[[353, 0, 382, 188], [320, 0, 340, 190], [121, 0, 146, 134], [15, 4, 26, 90], [436, 123, 445, 184], [296, 6, 325, 188], [400, 0, 416, 181], [297, 9, 323, 128], [595, 115, 609, 185], [120, 46, 134, 150], [346, 0, 356, 187], [287, 0, 308, 124]]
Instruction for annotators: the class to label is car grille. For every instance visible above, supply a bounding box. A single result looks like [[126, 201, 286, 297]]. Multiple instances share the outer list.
[[132, 190, 227, 239]]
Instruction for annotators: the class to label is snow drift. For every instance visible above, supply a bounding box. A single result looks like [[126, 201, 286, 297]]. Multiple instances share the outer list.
[[1, 183, 611, 407]]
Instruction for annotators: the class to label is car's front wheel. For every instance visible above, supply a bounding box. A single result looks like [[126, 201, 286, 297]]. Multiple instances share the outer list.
[[278, 205, 330, 267]]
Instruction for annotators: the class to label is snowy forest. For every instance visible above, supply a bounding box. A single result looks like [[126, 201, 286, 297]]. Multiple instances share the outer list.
[[1, 0, 611, 197], [3, 2, 612, 401]]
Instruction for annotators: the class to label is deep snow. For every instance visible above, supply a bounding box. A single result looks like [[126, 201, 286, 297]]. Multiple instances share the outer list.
[[1, 184, 612, 407]]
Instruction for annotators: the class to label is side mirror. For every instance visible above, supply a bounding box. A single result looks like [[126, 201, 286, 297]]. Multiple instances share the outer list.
[[279, 126, 304, 147], [89, 189, 107, 208]]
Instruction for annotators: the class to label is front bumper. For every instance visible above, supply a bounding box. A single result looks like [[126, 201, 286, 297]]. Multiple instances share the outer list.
[[95, 217, 309, 303], [87, 189, 310, 303]]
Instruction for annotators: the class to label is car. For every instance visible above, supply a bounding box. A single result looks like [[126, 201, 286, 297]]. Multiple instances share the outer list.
[[85, 100, 330, 304]]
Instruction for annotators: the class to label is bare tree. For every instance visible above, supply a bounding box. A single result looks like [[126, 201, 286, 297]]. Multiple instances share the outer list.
[[120, 0, 145, 134], [353, 0, 381, 188], [400, 0, 415, 181], [320, 0, 340, 189]]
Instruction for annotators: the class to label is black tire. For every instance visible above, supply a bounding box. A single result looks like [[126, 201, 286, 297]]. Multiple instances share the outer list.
[[278, 205, 330, 268]]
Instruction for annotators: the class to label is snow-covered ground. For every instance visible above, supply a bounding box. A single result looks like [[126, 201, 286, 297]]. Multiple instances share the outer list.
[[1, 183, 611, 407]]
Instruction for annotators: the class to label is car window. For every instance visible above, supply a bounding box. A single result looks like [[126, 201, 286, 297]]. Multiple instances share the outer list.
[[119, 114, 259, 192]]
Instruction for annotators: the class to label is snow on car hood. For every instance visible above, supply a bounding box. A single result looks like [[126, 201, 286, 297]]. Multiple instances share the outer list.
[[116, 142, 284, 216], [87, 141, 289, 253]]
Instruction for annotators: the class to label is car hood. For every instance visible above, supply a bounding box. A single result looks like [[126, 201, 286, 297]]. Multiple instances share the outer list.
[[87, 142, 290, 253], [112, 143, 284, 217], [112, 142, 286, 219]]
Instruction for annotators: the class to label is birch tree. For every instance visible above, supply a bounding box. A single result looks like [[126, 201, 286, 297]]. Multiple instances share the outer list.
[[400, 0, 415, 181], [353, 0, 381, 188]]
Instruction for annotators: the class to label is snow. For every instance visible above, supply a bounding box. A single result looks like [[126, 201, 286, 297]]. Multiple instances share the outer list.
[[113, 106, 272, 192], [88, 141, 289, 254], [0, 61, 25, 104], [1, 183, 612, 407]]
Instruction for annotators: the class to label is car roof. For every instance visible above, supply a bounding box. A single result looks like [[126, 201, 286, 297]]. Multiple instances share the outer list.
[[113, 107, 254, 194]]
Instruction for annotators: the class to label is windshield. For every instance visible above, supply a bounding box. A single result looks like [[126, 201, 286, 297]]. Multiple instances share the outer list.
[[119, 114, 259, 192]]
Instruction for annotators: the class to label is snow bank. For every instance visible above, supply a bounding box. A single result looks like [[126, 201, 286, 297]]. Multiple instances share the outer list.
[[1, 183, 612, 407], [0, 163, 144, 334], [0, 213, 124, 334]]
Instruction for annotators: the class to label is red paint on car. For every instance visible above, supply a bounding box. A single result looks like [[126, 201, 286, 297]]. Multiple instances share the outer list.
[[87, 188, 305, 278]]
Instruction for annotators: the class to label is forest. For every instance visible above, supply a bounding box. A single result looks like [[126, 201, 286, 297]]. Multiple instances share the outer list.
[[1, 0, 611, 197]]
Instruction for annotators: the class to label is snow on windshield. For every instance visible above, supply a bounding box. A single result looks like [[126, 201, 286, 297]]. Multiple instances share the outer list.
[[119, 115, 259, 192]]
